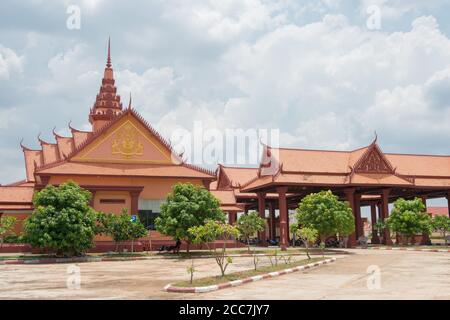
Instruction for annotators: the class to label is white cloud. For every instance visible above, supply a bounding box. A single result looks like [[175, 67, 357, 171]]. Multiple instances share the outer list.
[[36, 43, 99, 95], [163, 0, 286, 42], [2, 1, 450, 183], [0, 108, 19, 130], [0, 45, 23, 80], [116, 67, 180, 118]]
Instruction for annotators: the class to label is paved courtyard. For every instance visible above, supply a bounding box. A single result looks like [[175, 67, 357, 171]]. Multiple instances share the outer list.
[[0, 249, 449, 300]]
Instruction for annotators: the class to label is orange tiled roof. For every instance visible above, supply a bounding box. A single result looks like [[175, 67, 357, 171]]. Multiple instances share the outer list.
[[210, 190, 236, 205], [215, 165, 258, 190], [386, 153, 450, 176], [35, 162, 214, 179], [241, 140, 450, 192], [0, 186, 34, 203], [427, 207, 449, 216]]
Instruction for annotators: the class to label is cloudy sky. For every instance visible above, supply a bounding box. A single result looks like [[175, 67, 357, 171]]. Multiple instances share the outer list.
[[1, 0, 450, 186]]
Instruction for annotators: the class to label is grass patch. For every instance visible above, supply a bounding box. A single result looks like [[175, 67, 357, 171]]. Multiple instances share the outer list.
[[173, 257, 326, 287], [0, 255, 50, 261], [101, 252, 152, 257], [156, 247, 343, 259]]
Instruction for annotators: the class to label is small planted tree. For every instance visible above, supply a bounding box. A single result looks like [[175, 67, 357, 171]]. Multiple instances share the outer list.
[[24, 181, 97, 257], [296, 190, 354, 254], [155, 183, 226, 253], [129, 216, 148, 253], [189, 220, 240, 277], [432, 215, 450, 244], [0, 216, 17, 248], [236, 212, 265, 252], [386, 198, 432, 245], [187, 260, 196, 284], [103, 212, 131, 252], [431, 215, 450, 245], [101, 210, 147, 253], [296, 227, 318, 259]]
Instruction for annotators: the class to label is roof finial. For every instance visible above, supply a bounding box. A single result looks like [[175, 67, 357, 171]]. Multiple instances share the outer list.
[[373, 130, 378, 144], [128, 92, 132, 109], [20, 138, 26, 150], [106, 37, 112, 68]]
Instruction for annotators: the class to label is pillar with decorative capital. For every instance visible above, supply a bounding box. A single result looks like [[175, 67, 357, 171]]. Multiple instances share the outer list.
[[257, 192, 267, 246], [370, 203, 380, 244], [344, 188, 357, 247], [381, 189, 393, 245], [277, 187, 289, 251]]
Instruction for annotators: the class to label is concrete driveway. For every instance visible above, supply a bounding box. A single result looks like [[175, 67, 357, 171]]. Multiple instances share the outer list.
[[0, 250, 448, 300]]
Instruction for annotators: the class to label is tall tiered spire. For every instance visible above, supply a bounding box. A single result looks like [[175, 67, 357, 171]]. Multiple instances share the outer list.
[[106, 37, 112, 68], [89, 38, 123, 131]]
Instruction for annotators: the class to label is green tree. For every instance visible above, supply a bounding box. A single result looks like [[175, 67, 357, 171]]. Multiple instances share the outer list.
[[236, 212, 265, 252], [189, 220, 240, 277], [101, 210, 147, 252], [24, 181, 97, 257], [296, 227, 318, 259], [386, 198, 432, 244], [129, 216, 148, 253], [431, 215, 450, 245], [0, 216, 17, 248], [296, 190, 355, 248], [155, 183, 226, 253]]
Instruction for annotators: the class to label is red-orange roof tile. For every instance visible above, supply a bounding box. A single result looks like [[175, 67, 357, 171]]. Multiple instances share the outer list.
[[36, 162, 214, 178]]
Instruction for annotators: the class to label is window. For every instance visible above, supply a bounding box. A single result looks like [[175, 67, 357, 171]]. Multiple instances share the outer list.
[[138, 199, 164, 230], [99, 199, 126, 204]]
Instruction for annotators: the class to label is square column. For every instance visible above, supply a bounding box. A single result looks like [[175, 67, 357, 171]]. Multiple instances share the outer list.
[[371, 203, 380, 244], [89, 190, 96, 208], [354, 194, 363, 239], [447, 192, 450, 218], [381, 189, 393, 245], [257, 192, 267, 246], [228, 211, 237, 225], [420, 195, 430, 245], [130, 191, 141, 215], [269, 202, 276, 240], [277, 187, 289, 251], [344, 188, 357, 247]]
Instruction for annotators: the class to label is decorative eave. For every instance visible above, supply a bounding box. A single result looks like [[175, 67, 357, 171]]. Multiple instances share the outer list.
[[20, 138, 40, 152], [68, 121, 92, 134]]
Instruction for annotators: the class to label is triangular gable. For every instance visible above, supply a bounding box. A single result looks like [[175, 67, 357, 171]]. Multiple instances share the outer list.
[[71, 111, 175, 165], [353, 143, 394, 174], [217, 165, 232, 190]]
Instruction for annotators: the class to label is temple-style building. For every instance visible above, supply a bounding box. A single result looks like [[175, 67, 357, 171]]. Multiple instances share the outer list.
[[0, 40, 215, 244], [1, 41, 449, 249]]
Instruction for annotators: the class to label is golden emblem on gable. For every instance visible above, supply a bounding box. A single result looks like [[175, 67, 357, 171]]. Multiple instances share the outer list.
[[111, 124, 144, 158]]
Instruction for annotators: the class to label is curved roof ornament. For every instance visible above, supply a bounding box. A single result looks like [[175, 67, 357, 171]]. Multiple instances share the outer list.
[[52, 126, 60, 138], [128, 92, 132, 109], [19, 138, 28, 151], [372, 131, 378, 144]]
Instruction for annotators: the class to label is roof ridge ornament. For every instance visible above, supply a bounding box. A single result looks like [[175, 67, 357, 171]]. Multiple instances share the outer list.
[[106, 36, 112, 68], [372, 131, 378, 144]]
